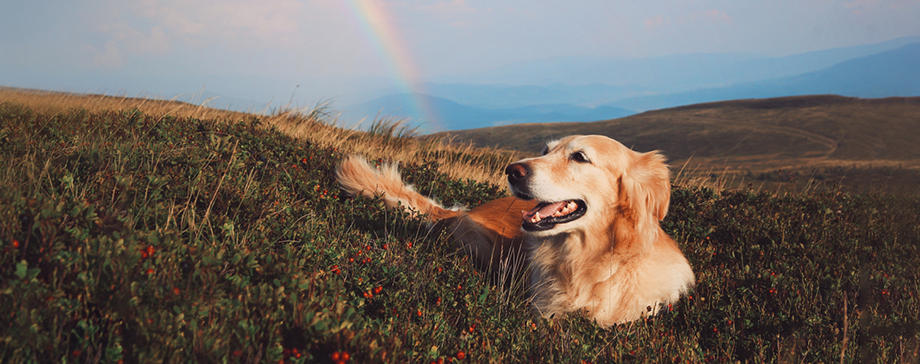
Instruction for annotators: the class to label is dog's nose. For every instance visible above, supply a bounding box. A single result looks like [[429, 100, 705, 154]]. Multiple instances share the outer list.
[[505, 162, 529, 183]]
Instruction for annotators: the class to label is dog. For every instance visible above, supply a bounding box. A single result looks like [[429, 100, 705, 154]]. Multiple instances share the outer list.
[[335, 135, 694, 327]]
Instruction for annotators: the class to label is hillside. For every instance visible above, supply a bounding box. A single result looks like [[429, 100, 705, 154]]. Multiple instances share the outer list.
[[433, 95, 920, 193], [1, 101, 918, 362]]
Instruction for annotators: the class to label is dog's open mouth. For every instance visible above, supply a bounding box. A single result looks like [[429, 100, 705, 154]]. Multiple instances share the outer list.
[[521, 199, 587, 231]]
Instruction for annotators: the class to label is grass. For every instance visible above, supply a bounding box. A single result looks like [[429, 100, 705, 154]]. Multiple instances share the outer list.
[[0, 86, 521, 187], [0, 95, 919, 362]]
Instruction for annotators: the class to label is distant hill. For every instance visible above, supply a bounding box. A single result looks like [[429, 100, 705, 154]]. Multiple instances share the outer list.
[[609, 43, 920, 111], [341, 92, 633, 131], [431, 95, 920, 177]]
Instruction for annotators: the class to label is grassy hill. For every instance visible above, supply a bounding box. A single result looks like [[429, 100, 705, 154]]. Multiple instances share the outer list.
[[1, 94, 919, 362], [433, 95, 920, 193]]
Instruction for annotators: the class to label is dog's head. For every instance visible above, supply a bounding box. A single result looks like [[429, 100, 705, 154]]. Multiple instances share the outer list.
[[505, 135, 670, 237]]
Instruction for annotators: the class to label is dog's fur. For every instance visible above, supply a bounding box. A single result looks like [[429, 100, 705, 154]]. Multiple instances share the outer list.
[[335, 135, 694, 327]]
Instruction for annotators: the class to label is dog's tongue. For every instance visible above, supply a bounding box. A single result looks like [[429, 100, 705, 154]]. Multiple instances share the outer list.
[[522, 201, 567, 220]]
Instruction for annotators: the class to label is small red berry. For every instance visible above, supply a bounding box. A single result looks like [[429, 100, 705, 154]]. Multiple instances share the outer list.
[[11, 240, 19, 248], [173, 287, 180, 295], [417, 309, 422, 317], [146, 268, 155, 275], [374, 286, 383, 294], [341, 352, 350, 361], [146, 245, 155, 256], [233, 350, 242, 357], [456, 351, 466, 360], [407, 241, 413, 248], [331, 352, 341, 361]]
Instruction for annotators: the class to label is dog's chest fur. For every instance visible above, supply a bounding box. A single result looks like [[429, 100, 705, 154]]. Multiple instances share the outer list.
[[526, 230, 693, 327]]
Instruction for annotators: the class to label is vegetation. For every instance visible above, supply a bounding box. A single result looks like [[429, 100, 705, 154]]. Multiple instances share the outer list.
[[0, 93, 918, 362]]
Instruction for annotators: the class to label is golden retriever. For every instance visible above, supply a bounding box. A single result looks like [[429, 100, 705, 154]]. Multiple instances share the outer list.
[[335, 135, 694, 327]]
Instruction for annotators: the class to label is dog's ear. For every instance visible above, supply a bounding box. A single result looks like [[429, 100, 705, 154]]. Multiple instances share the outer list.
[[619, 151, 670, 223]]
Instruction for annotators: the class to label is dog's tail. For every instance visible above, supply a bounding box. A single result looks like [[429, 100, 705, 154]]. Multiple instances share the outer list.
[[335, 155, 462, 221]]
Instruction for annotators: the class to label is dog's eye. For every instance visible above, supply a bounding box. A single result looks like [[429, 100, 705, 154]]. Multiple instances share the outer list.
[[571, 151, 590, 163]]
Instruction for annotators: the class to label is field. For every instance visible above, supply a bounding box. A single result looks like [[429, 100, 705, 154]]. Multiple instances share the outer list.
[[1, 90, 919, 362], [433, 95, 920, 194]]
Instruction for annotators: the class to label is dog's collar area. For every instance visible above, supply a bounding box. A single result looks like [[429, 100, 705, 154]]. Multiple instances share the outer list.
[[521, 199, 587, 231]]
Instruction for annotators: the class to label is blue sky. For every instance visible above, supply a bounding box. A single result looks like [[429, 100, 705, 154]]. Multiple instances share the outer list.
[[2, 0, 919, 107]]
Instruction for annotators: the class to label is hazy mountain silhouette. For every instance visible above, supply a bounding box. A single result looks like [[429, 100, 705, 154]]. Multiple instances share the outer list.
[[608, 42, 920, 111]]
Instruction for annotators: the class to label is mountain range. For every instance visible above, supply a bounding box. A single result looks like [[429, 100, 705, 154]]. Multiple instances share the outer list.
[[340, 37, 920, 131]]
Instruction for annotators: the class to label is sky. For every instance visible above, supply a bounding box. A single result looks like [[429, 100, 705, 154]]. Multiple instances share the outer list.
[[2, 0, 919, 109]]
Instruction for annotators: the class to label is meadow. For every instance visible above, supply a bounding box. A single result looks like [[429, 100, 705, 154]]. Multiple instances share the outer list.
[[0, 90, 918, 362]]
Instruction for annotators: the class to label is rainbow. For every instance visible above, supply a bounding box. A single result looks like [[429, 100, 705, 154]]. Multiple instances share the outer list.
[[346, 0, 442, 130]]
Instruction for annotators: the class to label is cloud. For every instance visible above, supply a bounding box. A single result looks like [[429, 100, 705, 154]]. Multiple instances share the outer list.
[[135, 0, 305, 44], [643, 8, 731, 30], [699, 9, 732, 23], [88, 0, 307, 67], [644, 15, 668, 29]]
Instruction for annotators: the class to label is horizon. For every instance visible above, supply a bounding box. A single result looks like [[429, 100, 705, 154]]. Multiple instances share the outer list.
[[2, 1, 920, 131]]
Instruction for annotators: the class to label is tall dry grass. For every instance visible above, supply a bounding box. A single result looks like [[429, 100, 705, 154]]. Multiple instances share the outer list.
[[0, 86, 758, 193], [0, 86, 521, 188]]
